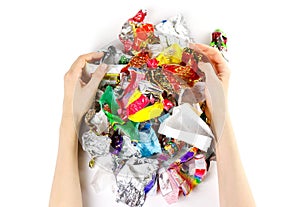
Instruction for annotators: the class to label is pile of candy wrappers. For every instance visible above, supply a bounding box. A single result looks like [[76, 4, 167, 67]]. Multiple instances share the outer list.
[[81, 9, 227, 207]]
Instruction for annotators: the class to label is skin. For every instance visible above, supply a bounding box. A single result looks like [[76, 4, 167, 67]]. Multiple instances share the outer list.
[[49, 44, 255, 207], [49, 52, 108, 207]]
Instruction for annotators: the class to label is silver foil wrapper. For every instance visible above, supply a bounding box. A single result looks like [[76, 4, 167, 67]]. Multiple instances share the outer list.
[[118, 135, 141, 159], [155, 14, 192, 48], [85, 109, 109, 135], [115, 157, 159, 207], [81, 131, 111, 158]]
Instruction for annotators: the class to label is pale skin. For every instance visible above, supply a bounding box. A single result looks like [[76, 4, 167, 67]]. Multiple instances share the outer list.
[[49, 44, 255, 207]]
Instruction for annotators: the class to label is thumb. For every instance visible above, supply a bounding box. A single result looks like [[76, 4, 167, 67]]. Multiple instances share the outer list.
[[87, 64, 109, 90], [198, 62, 219, 83]]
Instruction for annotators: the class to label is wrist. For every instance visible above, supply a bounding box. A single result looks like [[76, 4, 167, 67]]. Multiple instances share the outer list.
[[62, 102, 81, 134]]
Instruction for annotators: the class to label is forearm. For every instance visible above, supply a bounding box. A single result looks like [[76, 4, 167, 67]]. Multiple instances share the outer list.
[[49, 115, 82, 207], [215, 113, 255, 207]]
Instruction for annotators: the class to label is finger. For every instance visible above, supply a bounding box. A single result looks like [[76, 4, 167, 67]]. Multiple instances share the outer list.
[[69, 52, 104, 75], [86, 63, 109, 91], [189, 43, 228, 74], [198, 62, 219, 82], [189, 43, 224, 64]]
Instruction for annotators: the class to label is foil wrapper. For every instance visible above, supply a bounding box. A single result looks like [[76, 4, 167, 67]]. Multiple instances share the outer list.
[[118, 135, 141, 159], [155, 14, 192, 48], [115, 157, 159, 207], [82, 131, 111, 158], [85, 109, 109, 135], [210, 29, 228, 61], [145, 68, 175, 94]]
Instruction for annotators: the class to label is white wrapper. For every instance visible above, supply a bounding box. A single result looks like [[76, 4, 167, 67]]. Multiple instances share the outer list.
[[158, 103, 213, 152]]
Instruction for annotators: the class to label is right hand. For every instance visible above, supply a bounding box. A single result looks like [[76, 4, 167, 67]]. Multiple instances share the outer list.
[[189, 43, 231, 141]]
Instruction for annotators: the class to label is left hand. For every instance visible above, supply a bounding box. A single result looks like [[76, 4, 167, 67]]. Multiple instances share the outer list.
[[63, 52, 108, 132]]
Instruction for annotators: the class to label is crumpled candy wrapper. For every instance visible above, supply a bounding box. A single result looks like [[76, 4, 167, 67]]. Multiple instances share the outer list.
[[158, 103, 214, 152], [85, 109, 109, 135], [118, 135, 141, 159], [115, 157, 159, 207], [155, 14, 192, 48], [81, 131, 111, 158], [210, 29, 228, 61]]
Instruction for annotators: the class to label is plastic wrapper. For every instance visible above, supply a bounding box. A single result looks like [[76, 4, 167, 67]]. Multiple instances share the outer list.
[[91, 160, 116, 193], [158, 103, 214, 152], [158, 168, 180, 204], [210, 29, 228, 61], [156, 43, 183, 66], [116, 68, 146, 119], [136, 124, 162, 157], [178, 82, 206, 105], [163, 147, 208, 198]]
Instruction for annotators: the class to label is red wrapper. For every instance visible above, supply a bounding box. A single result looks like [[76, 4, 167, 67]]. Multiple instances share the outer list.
[[121, 52, 150, 74], [116, 69, 146, 119], [127, 94, 150, 116], [163, 99, 174, 111], [162, 64, 201, 87], [147, 58, 159, 69], [128, 9, 147, 23]]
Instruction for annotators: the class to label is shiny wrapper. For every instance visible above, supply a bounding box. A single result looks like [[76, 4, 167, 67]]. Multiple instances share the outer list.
[[85, 109, 109, 135], [158, 168, 180, 204], [118, 135, 141, 159], [145, 68, 175, 94], [116, 68, 146, 120], [115, 157, 159, 207], [119, 10, 158, 54], [121, 52, 150, 74], [156, 43, 183, 66], [136, 125, 162, 157], [210, 29, 228, 61], [158, 103, 213, 152], [155, 14, 192, 48], [162, 64, 201, 87], [81, 131, 111, 158]]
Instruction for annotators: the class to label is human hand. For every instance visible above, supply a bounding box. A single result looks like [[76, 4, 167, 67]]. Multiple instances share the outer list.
[[63, 52, 108, 133], [189, 43, 230, 141]]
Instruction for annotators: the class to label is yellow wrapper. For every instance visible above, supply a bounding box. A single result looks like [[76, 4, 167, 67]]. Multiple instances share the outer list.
[[128, 102, 164, 122], [127, 90, 142, 106], [156, 43, 183, 66]]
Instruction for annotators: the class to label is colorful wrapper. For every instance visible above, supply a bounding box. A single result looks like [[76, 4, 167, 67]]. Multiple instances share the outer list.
[[210, 29, 228, 61]]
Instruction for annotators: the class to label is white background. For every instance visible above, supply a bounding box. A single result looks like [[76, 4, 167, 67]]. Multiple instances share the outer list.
[[0, 0, 300, 206]]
